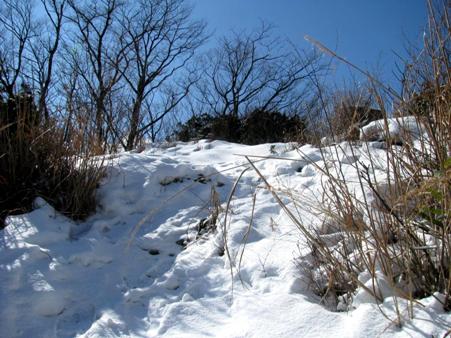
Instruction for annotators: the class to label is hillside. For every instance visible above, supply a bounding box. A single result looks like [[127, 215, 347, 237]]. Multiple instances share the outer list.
[[1, 124, 450, 337]]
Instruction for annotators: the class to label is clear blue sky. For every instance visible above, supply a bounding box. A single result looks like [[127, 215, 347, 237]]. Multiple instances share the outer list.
[[191, 0, 427, 90]]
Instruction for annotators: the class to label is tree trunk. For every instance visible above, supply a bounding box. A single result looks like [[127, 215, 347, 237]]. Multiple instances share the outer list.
[[126, 98, 143, 150]]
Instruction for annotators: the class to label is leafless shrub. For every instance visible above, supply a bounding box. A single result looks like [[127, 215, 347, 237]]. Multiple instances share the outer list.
[[0, 93, 105, 227]]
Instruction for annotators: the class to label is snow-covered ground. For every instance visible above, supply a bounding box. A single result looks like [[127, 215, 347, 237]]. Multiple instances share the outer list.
[[1, 133, 450, 337]]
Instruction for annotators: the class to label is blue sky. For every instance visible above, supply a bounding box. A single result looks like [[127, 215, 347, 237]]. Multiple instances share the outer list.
[[191, 0, 427, 89]]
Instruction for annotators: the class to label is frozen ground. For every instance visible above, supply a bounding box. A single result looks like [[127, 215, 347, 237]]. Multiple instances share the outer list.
[[1, 130, 450, 337]]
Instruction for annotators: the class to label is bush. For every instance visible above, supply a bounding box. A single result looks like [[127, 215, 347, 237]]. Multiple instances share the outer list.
[[241, 110, 306, 145], [322, 87, 383, 143], [175, 113, 214, 142], [174, 110, 307, 144], [210, 114, 242, 143], [0, 91, 105, 228]]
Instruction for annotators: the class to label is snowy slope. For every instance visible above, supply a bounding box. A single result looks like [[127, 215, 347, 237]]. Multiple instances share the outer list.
[[1, 137, 449, 338]]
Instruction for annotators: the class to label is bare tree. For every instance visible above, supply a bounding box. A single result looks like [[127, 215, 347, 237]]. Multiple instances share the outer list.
[[29, 0, 66, 122], [139, 84, 190, 143], [118, 0, 206, 150], [66, 0, 127, 148], [0, 0, 34, 99], [197, 24, 320, 118]]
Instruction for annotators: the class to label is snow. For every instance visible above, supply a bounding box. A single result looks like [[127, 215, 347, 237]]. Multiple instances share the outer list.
[[1, 136, 449, 338], [360, 116, 426, 142]]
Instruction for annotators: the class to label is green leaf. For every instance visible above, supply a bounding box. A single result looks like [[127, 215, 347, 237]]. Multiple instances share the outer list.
[[444, 157, 451, 169], [429, 188, 443, 201]]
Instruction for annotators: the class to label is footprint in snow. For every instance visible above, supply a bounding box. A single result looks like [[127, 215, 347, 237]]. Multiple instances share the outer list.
[[56, 303, 95, 338], [297, 165, 316, 177], [148, 249, 160, 256]]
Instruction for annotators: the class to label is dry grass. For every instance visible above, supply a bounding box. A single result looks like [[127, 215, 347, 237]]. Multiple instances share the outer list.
[[0, 95, 105, 227], [223, 0, 451, 324], [292, 0, 450, 319]]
